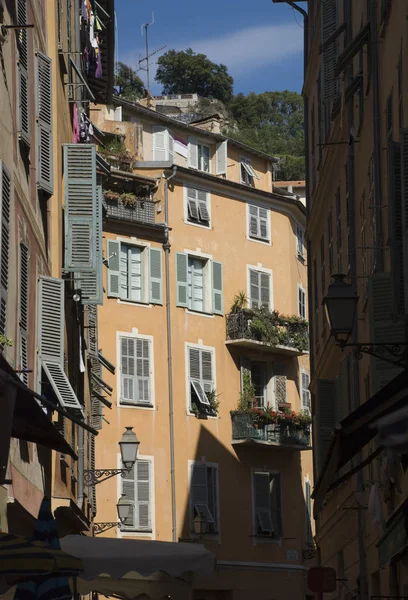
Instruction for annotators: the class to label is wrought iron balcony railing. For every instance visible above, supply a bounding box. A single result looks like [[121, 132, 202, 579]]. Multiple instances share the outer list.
[[231, 413, 311, 449], [105, 198, 155, 224]]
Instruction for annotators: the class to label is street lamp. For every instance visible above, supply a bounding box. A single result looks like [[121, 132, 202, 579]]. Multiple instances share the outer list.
[[193, 514, 210, 536], [84, 427, 139, 485], [93, 494, 132, 535], [323, 274, 408, 367]]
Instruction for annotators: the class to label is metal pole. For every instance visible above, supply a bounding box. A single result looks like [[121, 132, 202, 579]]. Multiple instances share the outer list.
[[145, 24, 150, 94]]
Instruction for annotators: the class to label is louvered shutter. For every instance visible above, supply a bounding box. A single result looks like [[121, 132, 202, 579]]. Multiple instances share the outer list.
[[253, 473, 273, 533], [79, 185, 103, 305], [197, 190, 210, 222], [90, 433, 97, 515], [149, 248, 162, 304], [270, 475, 281, 536], [259, 208, 268, 240], [215, 141, 227, 175], [63, 144, 97, 272], [121, 337, 136, 403], [0, 163, 10, 338], [107, 239, 121, 298], [17, 0, 29, 145], [260, 273, 271, 308], [337, 357, 350, 421], [136, 339, 150, 404], [188, 136, 198, 169], [86, 305, 98, 358], [121, 464, 135, 529], [136, 460, 151, 530], [400, 129, 408, 313], [187, 188, 199, 220], [274, 364, 287, 405], [301, 372, 311, 411], [248, 205, 259, 238], [168, 130, 174, 162], [191, 464, 214, 525], [189, 347, 207, 405], [212, 261, 223, 315], [91, 359, 103, 430], [176, 253, 188, 307], [316, 380, 336, 477], [368, 273, 404, 393], [321, 0, 338, 103], [305, 480, 313, 541], [152, 126, 167, 161], [38, 276, 83, 413], [240, 357, 252, 396], [36, 52, 53, 194], [201, 350, 213, 399], [19, 243, 29, 385], [250, 270, 260, 308], [389, 142, 404, 314]]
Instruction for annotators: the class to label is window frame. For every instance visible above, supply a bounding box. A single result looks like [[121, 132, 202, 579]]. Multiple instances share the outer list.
[[197, 142, 211, 173], [117, 453, 155, 538], [247, 265, 273, 311], [185, 342, 216, 416], [251, 470, 282, 541], [184, 186, 211, 229], [296, 224, 305, 260], [246, 203, 271, 244], [187, 255, 211, 314], [117, 240, 150, 304], [117, 330, 155, 410], [298, 284, 306, 319], [300, 369, 311, 412], [188, 460, 220, 539], [240, 156, 258, 187]]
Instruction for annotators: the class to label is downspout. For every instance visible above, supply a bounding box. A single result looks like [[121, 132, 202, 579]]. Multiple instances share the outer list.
[[77, 426, 84, 510], [164, 166, 177, 542]]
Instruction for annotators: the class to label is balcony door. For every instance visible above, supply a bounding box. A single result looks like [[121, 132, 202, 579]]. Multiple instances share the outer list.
[[251, 362, 267, 408]]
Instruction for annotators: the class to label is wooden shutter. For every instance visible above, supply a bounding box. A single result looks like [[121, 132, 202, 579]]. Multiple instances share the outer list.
[[36, 52, 53, 194], [0, 163, 10, 338], [191, 464, 214, 525], [212, 261, 223, 315], [215, 141, 227, 175], [79, 185, 103, 305], [63, 144, 97, 272], [250, 269, 260, 307], [187, 188, 199, 220], [253, 473, 273, 534], [188, 136, 198, 169], [301, 372, 311, 411], [86, 305, 98, 358], [400, 129, 408, 314], [121, 464, 135, 529], [259, 208, 268, 240], [260, 273, 271, 308], [168, 130, 174, 162], [389, 141, 403, 314], [149, 248, 163, 304], [189, 347, 208, 405], [136, 339, 150, 404], [321, 0, 338, 103], [197, 190, 210, 222], [176, 253, 188, 307], [136, 460, 151, 530], [274, 364, 287, 405], [153, 126, 167, 161], [19, 243, 29, 385], [17, 0, 29, 145], [201, 350, 213, 397], [248, 205, 259, 238], [91, 359, 103, 430], [121, 337, 136, 403], [316, 380, 336, 477], [368, 273, 404, 393], [107, 239, 121, 298]]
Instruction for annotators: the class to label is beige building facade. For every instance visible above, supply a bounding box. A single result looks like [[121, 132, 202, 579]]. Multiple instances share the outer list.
[[91, 99, 314, 599]]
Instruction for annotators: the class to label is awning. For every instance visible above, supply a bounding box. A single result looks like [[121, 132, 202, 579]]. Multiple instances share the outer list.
[[74, 573, 191, 600], [313, 369, 408, 516]]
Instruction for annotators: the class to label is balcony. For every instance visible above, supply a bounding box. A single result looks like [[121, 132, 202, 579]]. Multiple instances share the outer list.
[[231, 413, 311, 450], [105, 197, 155, 225], [226, 308, 309, 356]]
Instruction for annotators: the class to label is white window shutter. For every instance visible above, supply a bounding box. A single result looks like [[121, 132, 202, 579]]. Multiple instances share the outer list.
[[149, 247, 163, 304], [253, 473, 273, 534], [63, 144, 97, 272], [215, 140, 227, 175], [250, 270, 260, 308], [248, 205, 259, 238], [176, 253, 188, 307], [197, 190, 210, 222], [136, 460, 151, 530], [152, 126, 167, 161], [201, 350, 213, 397], [168, 130, 174, 162], [187, 188, 199, 220], [188, 136, 198, 169], [36, 52, 53, 194], [189, 347, 201, 380], [0, 163, 10, 339], [121, 464, 135, 529], [301, 372, 311, 411], [121, 337, 136, 403], [19, 243, 29, 385], [136, 339, 150, 404], [259, 208, 269, 240], [107, 239, 121, 298], [212, 261, 223, 315], [260, 273, 271, 308]]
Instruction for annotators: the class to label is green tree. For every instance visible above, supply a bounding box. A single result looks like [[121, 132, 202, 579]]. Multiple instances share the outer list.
[[155, 49, 234, 104], [115, 62, 145, 101]]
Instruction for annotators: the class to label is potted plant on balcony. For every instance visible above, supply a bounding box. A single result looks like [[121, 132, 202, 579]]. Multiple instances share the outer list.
[[191, 390, 220, 419]]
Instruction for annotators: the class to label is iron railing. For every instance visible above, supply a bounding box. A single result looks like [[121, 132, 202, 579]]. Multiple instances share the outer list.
[[231, 413, 311, 448], [106, 198, 155, 224]]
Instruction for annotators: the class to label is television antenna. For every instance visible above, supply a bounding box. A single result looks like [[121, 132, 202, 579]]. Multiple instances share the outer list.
[[139, 13, 166, 94]]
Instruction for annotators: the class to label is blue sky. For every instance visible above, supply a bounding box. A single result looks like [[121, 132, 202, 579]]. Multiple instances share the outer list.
[[115, 0, 304, 96]]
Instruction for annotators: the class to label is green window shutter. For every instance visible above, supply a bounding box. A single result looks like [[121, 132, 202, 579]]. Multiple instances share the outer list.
[[201, 350, 213, 398], [121, 463, 135, 529], [316, 379, 336, 477], [176, 252, 188, 307], [86, 305, 98, 358], [149, 247, 163, 305], [400, 129, 408, 314], [79, 185, 103, 305], [188, 136, 198, 169], [388, 141, 403, 315], [253, 472, 274, 534], [0, 163, 10, 338], [17, 0, 29, 146], [368, 273, 404, 393], [63, 144, 97, 272], [136, 338, 150, 405], [120, 337, 136, 404], [19, 243, 29, 385], [321, 0, 338, 103], [107, 239, 121, 298], [91, 359, 103, 430], [36, 52, 53, 194], [136, 460, 151, 531], [38, 276, 64, 364], [152, 126, 167, 161], [212, 261, 223, 315], [191, 464, 214, 526], [215, 140, 227, 175]]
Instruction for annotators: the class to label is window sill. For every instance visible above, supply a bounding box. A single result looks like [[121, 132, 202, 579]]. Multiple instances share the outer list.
[[187, 410, 217, 420], [119, 401, 155, 410], [121, 529, 153, 536], [297, 253, 305, 263], [253, 535, 282, 544], [185, 219, 211, 230], [248, 235, 271, 245], [117, 298, 152, 308], [185, 309, 215, 319]]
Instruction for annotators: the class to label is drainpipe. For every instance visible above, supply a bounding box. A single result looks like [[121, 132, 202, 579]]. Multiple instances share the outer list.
[[77, 425, 84, 511], [163, 166, 177, 542]]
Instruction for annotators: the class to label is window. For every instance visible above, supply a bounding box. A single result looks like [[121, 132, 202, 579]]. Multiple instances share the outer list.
[[121, 458, 153, 532], [190, 463, 218, 534], [198, 144, 210, 172], [296, 225, 305, 259], [187, 137, 211, 173], [188, 346, 215, 413], [305, 479, 313, 542], [298, 286, 306, 319], [241, 157, 258, 187], [152, 126, 174, 162], [253, 472, 281, 538], [186, 187, 210, 226], [248, 204, 270, 242], [176, 253, 223, 315], [0, 162, 10, 339], [301, 371, 311, 411], [274, 364, 287, 406], [249, 269, 271, 309], [107, 240, 163, 305], [19, 243, 29, 385], [251, 362, 267, 407], [119, 336, 152, 406]]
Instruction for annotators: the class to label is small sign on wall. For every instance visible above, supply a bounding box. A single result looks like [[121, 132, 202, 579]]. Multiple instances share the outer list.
[[286, 549, 299, 561]]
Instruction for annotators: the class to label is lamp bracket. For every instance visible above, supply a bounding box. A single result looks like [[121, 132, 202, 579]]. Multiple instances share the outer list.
[[93, 522, 121, 535], [338, 342, 408, 368], [83, 468, 129, 485]]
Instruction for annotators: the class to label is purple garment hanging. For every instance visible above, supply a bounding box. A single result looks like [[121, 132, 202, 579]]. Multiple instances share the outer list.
[[95, 48, 103, 79], [72, 104, 80, 143]]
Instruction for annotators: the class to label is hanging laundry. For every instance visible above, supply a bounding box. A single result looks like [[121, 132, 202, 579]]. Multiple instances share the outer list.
[[95, 46, 103, 79], [72, 103, 80, 143]]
